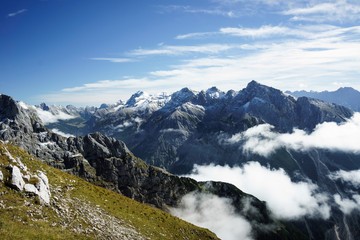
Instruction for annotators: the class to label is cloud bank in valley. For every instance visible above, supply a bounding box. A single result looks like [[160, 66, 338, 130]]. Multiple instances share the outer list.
[[329, 169, 360, 188], [184, 162, 331, 220], [330, 169, 360, 214], [224, 113, 360, 157], [170, 192, 253, 240], [333, 194, 360, 215]]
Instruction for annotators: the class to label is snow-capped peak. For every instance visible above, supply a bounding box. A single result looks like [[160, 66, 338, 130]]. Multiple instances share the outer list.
[[206, 87, 225, 99]]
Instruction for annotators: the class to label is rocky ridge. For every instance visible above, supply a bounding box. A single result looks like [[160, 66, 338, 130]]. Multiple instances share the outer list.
[[0, 141, 218, 240]]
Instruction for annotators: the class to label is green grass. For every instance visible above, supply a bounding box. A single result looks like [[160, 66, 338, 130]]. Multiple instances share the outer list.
[[0, 142, 219, 240]]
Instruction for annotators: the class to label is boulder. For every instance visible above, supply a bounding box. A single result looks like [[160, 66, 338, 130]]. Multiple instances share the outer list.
[[0, 170, 3, 182], [10, 165, 25, 191], [24, 183, 39, 196], [35, 172, 51, 205]]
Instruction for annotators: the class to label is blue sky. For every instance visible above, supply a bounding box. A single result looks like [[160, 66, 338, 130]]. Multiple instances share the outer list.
[[1, 0, 360, 106]]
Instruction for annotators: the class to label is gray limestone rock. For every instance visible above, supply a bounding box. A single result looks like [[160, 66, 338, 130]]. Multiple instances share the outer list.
[[35, 173, 51, 205], [24, 183, 39, 196], [0, 170, 3, 182], [10, 165, 25, 191]]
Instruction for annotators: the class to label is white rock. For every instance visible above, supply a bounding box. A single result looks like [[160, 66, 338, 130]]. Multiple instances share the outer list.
[[24, 184, 39, 196], [35, 172, 51, 205], [11, 165, 25, 191], [0, 170, 3, 182], [37, 171, 49, 187]]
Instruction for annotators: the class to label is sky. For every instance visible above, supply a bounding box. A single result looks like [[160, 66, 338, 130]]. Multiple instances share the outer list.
[[1, 0, 360, 106]]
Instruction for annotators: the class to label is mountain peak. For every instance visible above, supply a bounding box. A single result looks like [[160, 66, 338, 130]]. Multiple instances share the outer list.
[[245, 80, 263, 89], [206, 87, 225, 99], [170, 87, 197, 104], [126, 91, 149, 106]]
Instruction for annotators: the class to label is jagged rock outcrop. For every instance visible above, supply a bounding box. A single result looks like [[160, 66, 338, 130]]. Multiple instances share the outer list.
[[1, 146, 51, 205]]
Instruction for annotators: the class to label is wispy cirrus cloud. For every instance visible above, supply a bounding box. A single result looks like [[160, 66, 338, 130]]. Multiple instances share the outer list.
[[176, 24, 360, 40], [283, 1, 360, 22], [129, 44, 249, 56], [7, 9, 27, 17], [90, 57, 135, 63], [41, 17, 360, 106], [158, 5, 237, 17]]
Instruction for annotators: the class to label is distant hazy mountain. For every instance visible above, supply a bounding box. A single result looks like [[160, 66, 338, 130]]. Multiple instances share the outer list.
[[286, 87, 360, 112]]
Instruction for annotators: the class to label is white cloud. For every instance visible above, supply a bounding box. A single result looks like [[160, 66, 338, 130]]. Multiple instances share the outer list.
[[170, 192, 253, 240], [90, 58, 135, 63], [334, 194, 360, 214], [8, 9, 27, 17], [175, 32, 215, 40], [223, 113, 360, 157], [283, 1, 360, 22], [40, 21, 360, 106], [51, 128, 75, 138], [159, 4, 239, 18], [35, 107, 76, 124], [185, 163, 331, 220], [220, 25, 294, 38], [329, 169, 360, 187], [130, 44, 246, 56]]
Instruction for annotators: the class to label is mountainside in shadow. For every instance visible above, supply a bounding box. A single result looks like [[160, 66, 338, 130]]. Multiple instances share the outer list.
[[286, 87, 360, 112]]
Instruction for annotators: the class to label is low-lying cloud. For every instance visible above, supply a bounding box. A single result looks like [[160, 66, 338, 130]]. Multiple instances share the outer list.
[[170, 192, 253, 240], [185, 162, 331, 220], [329, 169, 360, 188], [51, 128, 75, 138], [35, 108, 76, 124], [334, 194, 360, 215], [224, 113, 360, 157]]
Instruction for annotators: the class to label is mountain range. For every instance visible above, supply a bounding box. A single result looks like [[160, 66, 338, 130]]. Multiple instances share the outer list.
[[286, 87, 360, 112], [1, 81, 360, 239], [0, 91, 307, 240]]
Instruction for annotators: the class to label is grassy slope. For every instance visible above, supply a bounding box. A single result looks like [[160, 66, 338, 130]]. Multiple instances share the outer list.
[[0, 142, 218, 240]]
